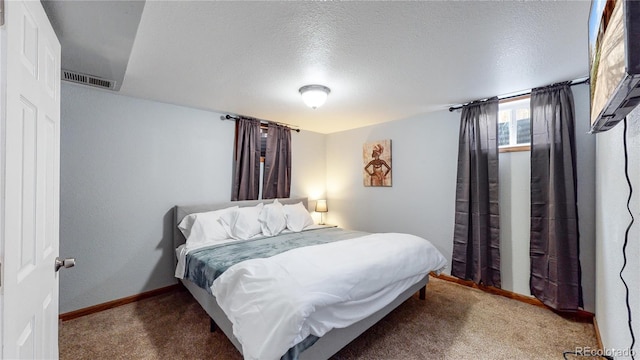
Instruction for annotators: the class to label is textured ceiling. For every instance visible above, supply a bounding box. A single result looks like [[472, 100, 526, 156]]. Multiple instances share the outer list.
[[48, 1, 591, 134]]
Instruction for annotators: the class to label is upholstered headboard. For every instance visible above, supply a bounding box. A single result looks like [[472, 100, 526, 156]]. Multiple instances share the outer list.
[[172, 197, 308, 250]]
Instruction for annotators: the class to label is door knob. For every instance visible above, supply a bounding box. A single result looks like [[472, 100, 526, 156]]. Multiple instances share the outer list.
[[55, 257, 75, 272]]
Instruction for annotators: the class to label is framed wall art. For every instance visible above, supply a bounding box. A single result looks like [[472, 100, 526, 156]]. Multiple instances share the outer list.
[[363, 139, 392, 187]]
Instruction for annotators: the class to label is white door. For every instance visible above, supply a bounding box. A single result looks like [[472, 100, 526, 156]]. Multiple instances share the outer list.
[[1, 0, 61, 358]]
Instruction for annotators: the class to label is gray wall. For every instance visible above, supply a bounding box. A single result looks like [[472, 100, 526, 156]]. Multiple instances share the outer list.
[[498, 150, 531, 296], [595, 107, 640, 355], [59, 83, 326, 313], [325, 110, 459, 261], [325, 84, 596, 312]]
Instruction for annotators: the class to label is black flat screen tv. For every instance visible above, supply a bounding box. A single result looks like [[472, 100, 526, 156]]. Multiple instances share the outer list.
[[589, 0, 640, 133]]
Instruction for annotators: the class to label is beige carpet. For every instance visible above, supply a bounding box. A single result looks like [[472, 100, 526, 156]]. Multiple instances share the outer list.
[[60, 277, 598, 359]]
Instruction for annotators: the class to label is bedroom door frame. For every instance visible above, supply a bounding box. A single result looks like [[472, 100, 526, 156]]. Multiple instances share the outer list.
[[0, 0, 62, 357]]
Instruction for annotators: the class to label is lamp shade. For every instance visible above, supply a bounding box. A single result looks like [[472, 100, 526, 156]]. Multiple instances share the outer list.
[[315, 199, 328, 213], [299, 85, 331, 109]]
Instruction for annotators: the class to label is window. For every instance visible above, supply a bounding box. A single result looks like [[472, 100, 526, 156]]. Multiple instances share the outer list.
[[498, 96, 531, 152], [260, 125, 268, 161]]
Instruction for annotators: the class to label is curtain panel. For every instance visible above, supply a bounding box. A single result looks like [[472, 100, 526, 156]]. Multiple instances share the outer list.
[[262, 123, 292, 199], [529, 83, 583, 311], [231, 118, 261, 201], [452, 97, 501, 288]]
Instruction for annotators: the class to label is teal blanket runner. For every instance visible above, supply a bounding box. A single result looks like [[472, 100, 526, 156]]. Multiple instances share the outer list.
[[184, 227, 367, 294]]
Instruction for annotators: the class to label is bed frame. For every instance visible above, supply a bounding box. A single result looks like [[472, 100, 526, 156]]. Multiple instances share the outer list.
[[173, 197, 429, 360]]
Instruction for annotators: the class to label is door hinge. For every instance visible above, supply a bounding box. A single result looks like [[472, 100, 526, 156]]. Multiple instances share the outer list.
[[0, 0, 4, 27]]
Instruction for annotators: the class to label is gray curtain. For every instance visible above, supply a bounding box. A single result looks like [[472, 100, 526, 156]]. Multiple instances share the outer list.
[[529, 83, 583, 311], [262, 123, 291, 199], [452, 97, 501, 288], [231, 118, 261, 201]]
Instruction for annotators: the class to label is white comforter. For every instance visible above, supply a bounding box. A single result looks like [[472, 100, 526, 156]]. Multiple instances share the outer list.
[[211, 232, 447, 360]]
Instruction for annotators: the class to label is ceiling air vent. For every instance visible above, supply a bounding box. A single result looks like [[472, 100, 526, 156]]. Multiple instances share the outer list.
[[62, 69, 116, 90]]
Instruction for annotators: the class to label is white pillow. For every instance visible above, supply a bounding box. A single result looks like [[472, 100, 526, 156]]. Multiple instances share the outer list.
[[178, 214, 198, 240], [258, 199, 287, 236], [283, 202, 314, 232], [179, 206, 238, 245], [178, 206, 237, 241], [218, 203, 264, 240]]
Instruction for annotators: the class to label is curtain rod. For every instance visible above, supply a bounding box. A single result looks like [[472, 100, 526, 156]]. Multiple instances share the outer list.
[[221, 114, 301, 132], [448, 77, 590, 112]]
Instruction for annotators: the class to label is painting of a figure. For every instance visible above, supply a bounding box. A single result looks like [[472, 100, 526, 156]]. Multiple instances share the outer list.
[[363, 140, 392, 187]]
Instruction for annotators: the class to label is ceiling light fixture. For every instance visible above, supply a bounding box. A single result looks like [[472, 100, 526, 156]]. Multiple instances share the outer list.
[[299, 85, 331, 109]]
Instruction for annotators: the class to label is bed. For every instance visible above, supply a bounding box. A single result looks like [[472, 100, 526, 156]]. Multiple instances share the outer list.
[[173, 197, 447, 360]]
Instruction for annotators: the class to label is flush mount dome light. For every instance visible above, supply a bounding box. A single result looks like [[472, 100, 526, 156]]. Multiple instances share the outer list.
[[299, 84, 331, 109]]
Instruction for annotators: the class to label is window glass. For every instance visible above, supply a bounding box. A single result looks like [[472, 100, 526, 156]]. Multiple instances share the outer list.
[[260, 126, 268, 159], [498, 122, 510, 146], [498, 110, 511, 146], [516, 118, 530, 144], [499, 97, 530, 148]]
